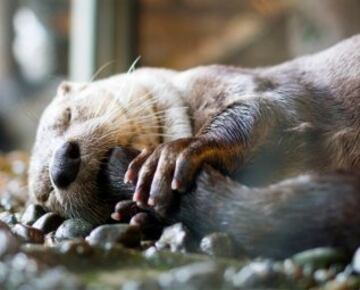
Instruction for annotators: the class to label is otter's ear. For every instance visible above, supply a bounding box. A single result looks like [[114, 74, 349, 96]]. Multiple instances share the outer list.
[[57, 81, 72, 96], [56, 81, 86, 97]]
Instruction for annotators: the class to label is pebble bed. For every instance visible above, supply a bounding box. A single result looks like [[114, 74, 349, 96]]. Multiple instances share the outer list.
[[0, 152, 359, 290]]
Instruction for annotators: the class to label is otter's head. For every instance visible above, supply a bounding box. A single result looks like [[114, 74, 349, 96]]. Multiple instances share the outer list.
[[28, 76, 161, 224]]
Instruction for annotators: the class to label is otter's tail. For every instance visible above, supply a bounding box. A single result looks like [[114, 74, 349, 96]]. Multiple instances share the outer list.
[[174, 167, 360, 258]]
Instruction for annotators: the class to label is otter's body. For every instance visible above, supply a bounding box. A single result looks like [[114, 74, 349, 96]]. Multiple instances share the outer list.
[[106, 147, 360, 258], [169, 36, 360, 184], [28, 35, 360, 257], [128, 35, 360, 187]]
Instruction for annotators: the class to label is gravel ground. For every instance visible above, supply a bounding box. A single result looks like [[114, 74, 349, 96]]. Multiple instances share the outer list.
[[0, 151, 359, 290]]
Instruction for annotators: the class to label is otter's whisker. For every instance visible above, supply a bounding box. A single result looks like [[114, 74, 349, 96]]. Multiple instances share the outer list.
[[89, 60, 117, 82]]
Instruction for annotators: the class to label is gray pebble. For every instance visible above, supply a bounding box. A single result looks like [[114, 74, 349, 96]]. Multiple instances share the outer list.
[[314, 268, 336, 284], [10, 252, 40, 273], [158, 261, 223, 290], [57, 240, 93, 256], [282, 259, 303, 280], [0, 211, 17, 225], [352, 247, 360, 274], [0, 193, 22, 212], [32, 266, 84, 290], [12, 224, 44, 244], [0, 251, 84, 289], [0, 222, 20, 258], [55, 218, 93, 241], [229, 260, 286, 289], [200, 232, 234, 258], [292, 247, 347, 268], [21, 204, 46, 226], [32, 213, 64, 234], [155, 223, 191, 252], [86, 224, 141, 247]]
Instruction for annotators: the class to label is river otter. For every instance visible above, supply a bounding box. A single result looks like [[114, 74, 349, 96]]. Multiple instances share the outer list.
[[105, 146, 360, 258], [28, 35, 360, 257]]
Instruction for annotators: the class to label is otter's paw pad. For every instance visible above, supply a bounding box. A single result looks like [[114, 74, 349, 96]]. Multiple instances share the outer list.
[[112, 200, 141, 223]]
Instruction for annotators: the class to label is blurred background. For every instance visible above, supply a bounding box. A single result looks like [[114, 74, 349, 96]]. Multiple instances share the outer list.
[[0, 0, 359, 152]]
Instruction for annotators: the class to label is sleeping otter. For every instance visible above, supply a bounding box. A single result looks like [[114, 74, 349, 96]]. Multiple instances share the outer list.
[[28, 35, 360, 258]]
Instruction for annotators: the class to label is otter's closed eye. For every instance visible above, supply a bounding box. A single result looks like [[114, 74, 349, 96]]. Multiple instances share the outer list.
[[64, 107, 72, 123]]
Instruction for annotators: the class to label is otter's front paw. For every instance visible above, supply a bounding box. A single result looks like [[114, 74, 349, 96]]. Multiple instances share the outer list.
[[112, 200, 164, 239], [124, 137, 208, 215], [111, 200, 142, 223]]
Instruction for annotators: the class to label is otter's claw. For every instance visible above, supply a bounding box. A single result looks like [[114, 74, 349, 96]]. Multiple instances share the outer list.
[[124, 137, 209, 215], [112, 200, 164, 239], [111, 200, 140, 222]]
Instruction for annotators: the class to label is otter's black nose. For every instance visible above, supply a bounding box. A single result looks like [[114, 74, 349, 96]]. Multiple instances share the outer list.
[[50, 142, 81, 189]]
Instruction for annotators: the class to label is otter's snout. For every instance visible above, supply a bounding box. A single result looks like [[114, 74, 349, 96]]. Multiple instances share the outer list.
[[50, 141, 81, 189]]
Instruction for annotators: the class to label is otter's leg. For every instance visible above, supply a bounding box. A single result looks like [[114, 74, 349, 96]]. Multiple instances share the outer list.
[[126, 97, 283, 215]]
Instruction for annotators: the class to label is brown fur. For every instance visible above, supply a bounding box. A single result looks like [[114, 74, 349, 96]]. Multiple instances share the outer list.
[[29, 35, 360, 228]]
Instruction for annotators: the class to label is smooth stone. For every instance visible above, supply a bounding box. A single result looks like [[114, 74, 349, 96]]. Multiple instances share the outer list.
[[86, 224, 141, 247], [32, 213, 64, 234], [32, 267, 84, 290], [21, 204, 46, 226], [200, 232, 234, 258], [12, 224, 44, 244], [143, 246, 158, 259], [55, 218, 93, 241], [158, 261, 223, 290], [57, 240, 93, 256], [292, 247, 348, 268], [155, 223, 191, 252], [0, 261, 9, 284], [10, 252, 40, 273], [352, 247, 360, 274], [230, 260, 287, 288], [0, 211, 17, 225], [0, 193, 22, 212], [314, 268, 336, 284], [0, 225, 20, 258], [282, 259, 303, 280]]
